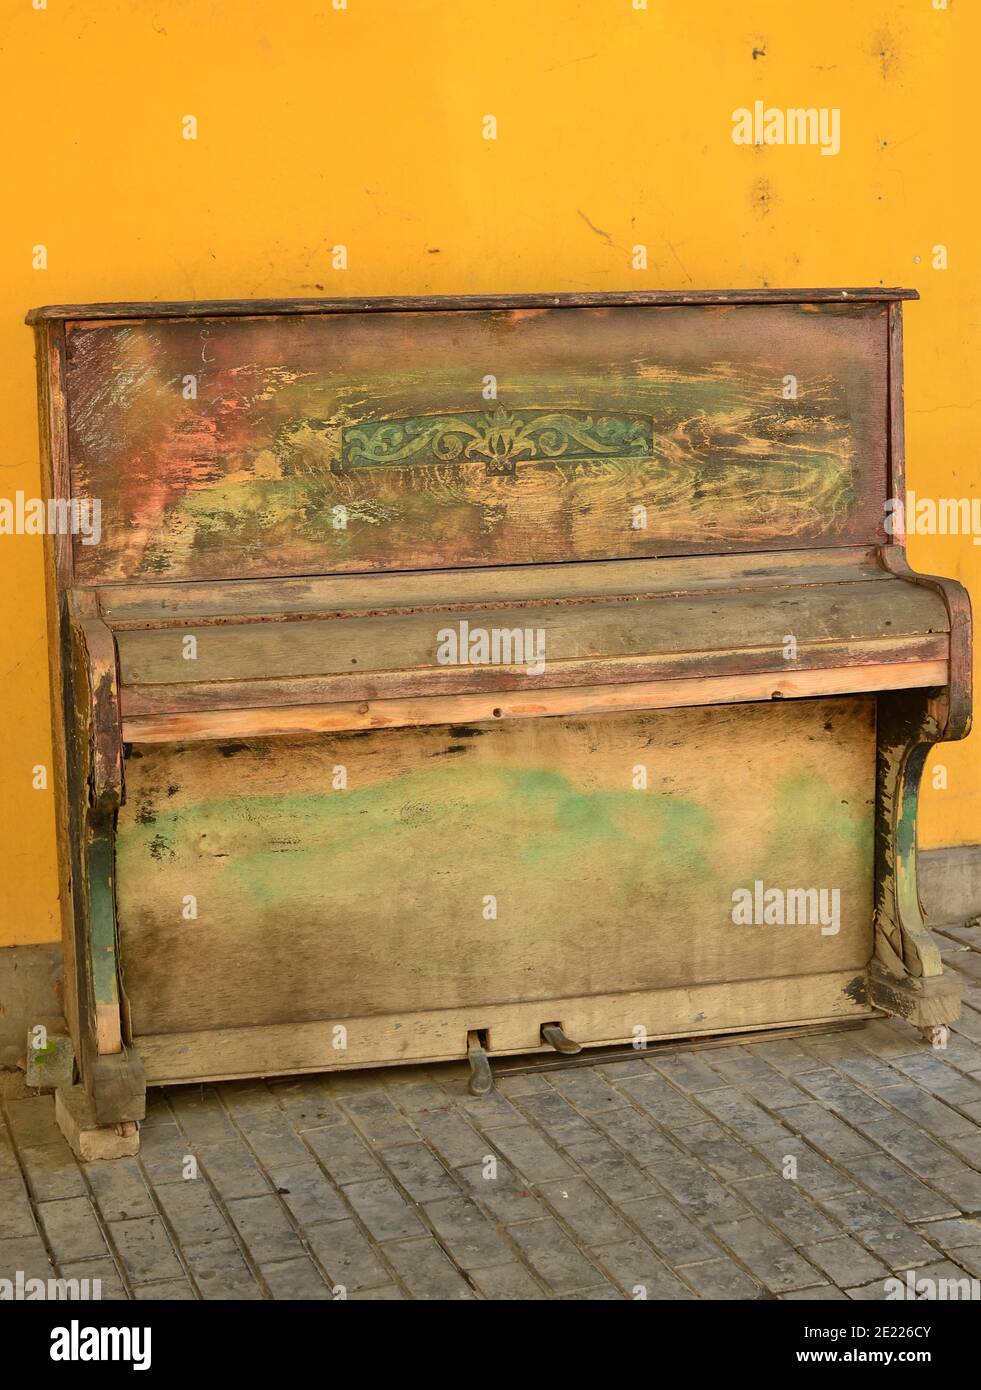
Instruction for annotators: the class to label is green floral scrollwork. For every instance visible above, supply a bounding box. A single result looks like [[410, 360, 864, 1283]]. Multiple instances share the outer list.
[[342, 407, 652, 473]]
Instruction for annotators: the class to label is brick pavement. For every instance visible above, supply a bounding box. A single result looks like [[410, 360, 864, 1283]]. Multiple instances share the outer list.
[[3, 933, 981, 1300]]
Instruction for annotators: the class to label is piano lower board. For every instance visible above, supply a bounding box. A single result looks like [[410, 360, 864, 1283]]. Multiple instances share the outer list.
[[135, 973, 875, 1085]]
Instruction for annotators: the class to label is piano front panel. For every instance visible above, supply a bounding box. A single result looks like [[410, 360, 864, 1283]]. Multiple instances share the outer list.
[[115, 697, 876, 1074], [64, 301, 889, 585]]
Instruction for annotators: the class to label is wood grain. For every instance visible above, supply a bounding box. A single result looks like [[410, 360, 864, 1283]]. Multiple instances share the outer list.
[[136, 971, 874, 1084], [64, 303, 891, 583], [115, 698, 876, 1037]]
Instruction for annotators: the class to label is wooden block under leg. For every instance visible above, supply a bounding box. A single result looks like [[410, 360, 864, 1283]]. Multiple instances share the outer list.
[[55, 1085, 139, 1161]]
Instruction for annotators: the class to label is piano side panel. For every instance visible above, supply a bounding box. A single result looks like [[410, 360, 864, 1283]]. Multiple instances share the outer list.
[[63, 302, 889, 584], [114, 698, 876, 1051]]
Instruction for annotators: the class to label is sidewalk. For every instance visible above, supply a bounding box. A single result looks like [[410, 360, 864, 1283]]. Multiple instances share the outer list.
[[2, 928, 980, 1301]]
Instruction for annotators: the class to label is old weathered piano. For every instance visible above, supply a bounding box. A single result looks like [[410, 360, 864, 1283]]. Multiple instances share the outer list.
[[29, 289, 971, 1142]]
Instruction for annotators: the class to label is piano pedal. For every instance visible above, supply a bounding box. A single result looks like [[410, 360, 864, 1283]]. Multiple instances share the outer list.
[[466, 1030, 494, 1096], [541, 1022, 582, 1055]]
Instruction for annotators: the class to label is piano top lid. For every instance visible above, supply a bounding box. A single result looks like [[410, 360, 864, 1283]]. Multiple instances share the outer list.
[[25, 287, 919, 324]]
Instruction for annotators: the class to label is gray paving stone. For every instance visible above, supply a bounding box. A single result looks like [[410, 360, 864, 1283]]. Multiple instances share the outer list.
[[260, 1256, 334, 1299], [0, 1126, 21, 1181], [458, 1090, 523, 1128], [215, 1081, 279, 1119], [267, 1162, 349, 1226], [885, 1053, 981, 1106], [169, 1090, 238, 1144], [339, 1092, 419, 1148], [269, 1078, 345, 1131], [302, 1123, 382, 1186], [137, 1124, 195, 1187], [945, 1246, 981, 1277], [384, 1079, 453, 1114], [153, 1177, 231, 1245], [776, 1103, 875, 1160], [495, 1072, 552, 1098], [538, 1176, 634, 1247], [915, 1216, 981, 1251], [348, 1284, 404, 1299], [457, 1160, 546, 1225], [377, 1143, 463, 1203], [0, 1176, 37, 1239], [752, 1039, 828, 1076], [618, 1195, 724, 1266], [695, 1087, 795, 1143], [861, 1117, 967, 1179], [110, 1216, 182, 1285], [481, 1124, 575, 1183], [615, 1075, 708, 1128], [382, 1235, 475, 1299], [877, 1083, 977, 1139], [800, 1236, 890, 1286], [60, 1256, 128, 1299], [845, 1280, 890, 1299], [84, 1157, 155, 1222], [673, 1121, 770, 1180], [561, 1134, 660, 1202], [38, 1196, 107, 1263], [755, 1138, 856, 1198], [818, 1192, 939, 1269], [341, 1177, 424, 1241], [0, 1234, 54, 1282], [232, 1115, 311, 1169], [511, 1090, 596, 1141], [469, 1260, 548, 1299], [182, 1238, 264, 1300], [225, 1194, 304, 1263], [546, 1068, 627, 1111], [794, 1070, 896, 1127], [781, 1284, 850, 1300], [808, 1046, 899, 1091], [423, 1196, 515, 1269], [134, 1279, 197, 1300], [305, 1217, 389, 1291], [678, 1257, 763, 1299], [703, 1050, 809, 1107], [411, 1110, 490, 1168], [594, 1057, 651, 1079], [508, 1218, 605, 1294], [19, 1144, 87, 1202], [647, 1053, 731, 1093], [645, 1147, 750, 1224], [196, 1140, 271, 1201], [843, 1153, 958, 1222], [593, 1238, 695, 1299], [561, 1283, 626, 1299], [592, 1106, 682, 1166], [709, 1216, 823, 1293], [5, 1097, 62, 1147], [734, 1173, 841, 1244]]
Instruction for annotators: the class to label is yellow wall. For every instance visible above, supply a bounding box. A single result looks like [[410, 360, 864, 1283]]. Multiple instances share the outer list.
[[1, 0, 977, 946]]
